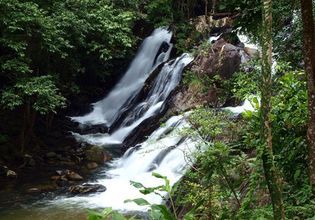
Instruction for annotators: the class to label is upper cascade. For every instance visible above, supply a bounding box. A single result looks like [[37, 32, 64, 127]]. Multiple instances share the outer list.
[[71, 28, 173, 127], [71, 28, 193, 146], [73, 53, 193, 146]]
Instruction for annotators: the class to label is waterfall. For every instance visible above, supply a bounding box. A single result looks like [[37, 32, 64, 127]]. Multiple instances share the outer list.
[[73, 53, 193, 146], [54, 28, 196, 211], [57, 114, 198, 211], [71, 28, 173, 127], [71, 27, 193, 146]]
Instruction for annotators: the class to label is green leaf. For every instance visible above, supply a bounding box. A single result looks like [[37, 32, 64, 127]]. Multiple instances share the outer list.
[[130, 181, 145, 189], [111, 212, 127, 220], [87, 210, 105, 220], [152, 172, 166, 179], [151, 204, 176, 220], [183, 199, 204, 220], [124, 198, 150, 206]]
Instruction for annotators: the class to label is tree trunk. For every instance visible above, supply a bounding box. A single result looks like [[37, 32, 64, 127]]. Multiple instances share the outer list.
[[204, 0, 208, 16], [19, 104, 27, 154], [260, 0, 285, 219], [20, 101, 37, 153], [300, 0, 315, 193], [212, 0, 217, 13]]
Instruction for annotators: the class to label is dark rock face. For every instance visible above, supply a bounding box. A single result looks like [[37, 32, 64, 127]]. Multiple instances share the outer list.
[[74, 124, 109, 135], [86, 162, 98, 170], [85, 145, 112, 164], [192, 39, 242, 79], [69, 183, 106, 195], [168, 38, 250, 113], [52, 169, 84, 187]]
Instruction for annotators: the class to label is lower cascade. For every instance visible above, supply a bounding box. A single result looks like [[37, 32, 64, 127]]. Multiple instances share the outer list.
[[55, 114, 198, 211]]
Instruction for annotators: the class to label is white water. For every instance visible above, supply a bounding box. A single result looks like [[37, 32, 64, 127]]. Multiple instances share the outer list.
[[58, 28, 197, 212], [71, 28, 173, 127], [74, 54, 193, 146], [55, 115, 198, 211], [224, 99, 255, 115]]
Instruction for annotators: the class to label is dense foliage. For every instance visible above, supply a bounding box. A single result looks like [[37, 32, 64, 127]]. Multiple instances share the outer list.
[[1, 0, 315, 219], [173, 62, 314, 219], [0, 0, 138, 154]]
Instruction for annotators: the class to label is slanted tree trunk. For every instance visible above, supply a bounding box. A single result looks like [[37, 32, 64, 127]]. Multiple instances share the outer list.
[[260, 0, 285, 219], [300, 0, 315, 193]]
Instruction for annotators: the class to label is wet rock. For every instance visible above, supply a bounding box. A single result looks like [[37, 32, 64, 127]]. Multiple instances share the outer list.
[[86, 162, 98, 170], [23, 154, 36, 167], [0, 165, 8, 176], [169, 38, 249, 112], [6, 170, 17, 178], [51, 175, 61, 181], [55, 177, 69, 187], [56, 154, 63, 160], [46, 152, 58, 158], [85, 145, 112, 164], [66, 171, 83, 181], [69, 183, 106, 195], [77, 124, 109, 135], [27, 188, 41, 193], [56, 170, 67, 176], [192, 39, 242, 79], [59, 161, 76, 166], [244, 47, 259, 58]]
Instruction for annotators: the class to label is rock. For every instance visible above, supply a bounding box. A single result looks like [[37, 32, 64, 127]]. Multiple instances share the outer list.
[[59, 161, 76, 166], [78, 125, 109, 135], [28, 158, 36, 167], [86, 162, 98, 170], [244, 47, 259, 58], [56, 170, 67, 176], [168, 38, 248, 111], [46, 152, 57, 158], [24, 154, 36, 167], [66, 171, 83, 181], [6, 170, 17, 178], [27, 188, 41, 193], [192, 39, 242, 79], [69, 184, 106, 195], [0, 165, 8, 176], [85, 146, 112, 164], [51, 175, 61, 180], [55, 178, 69, 187], [56, 154, 63, 160]]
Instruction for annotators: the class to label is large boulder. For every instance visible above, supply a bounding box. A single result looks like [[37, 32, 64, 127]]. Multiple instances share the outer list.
[[86, 162, 98, 170], [168, 38, 250, 112], [191, 38, 242, 79], [69, 183, 106, 195], [85, 145, 112, 164], [66, 171, 83, 181]]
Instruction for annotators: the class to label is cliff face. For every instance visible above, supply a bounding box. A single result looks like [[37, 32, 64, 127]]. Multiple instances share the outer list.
[[168, 36, 255, 114]]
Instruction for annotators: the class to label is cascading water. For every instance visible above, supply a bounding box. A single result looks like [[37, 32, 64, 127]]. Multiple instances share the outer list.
[[0, 27, 258, 220], [73, 53, 193, 146], [54, 114, 198, 211], [71, 28, 173, 127], [58, 28, 195, 212]]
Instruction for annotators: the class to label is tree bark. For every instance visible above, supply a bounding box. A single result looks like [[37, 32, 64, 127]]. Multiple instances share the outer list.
[[300, 0, 315, 193], [19, 104, 27, 154], [19, 100, 37, 153], [260, 0, 285, 219]]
